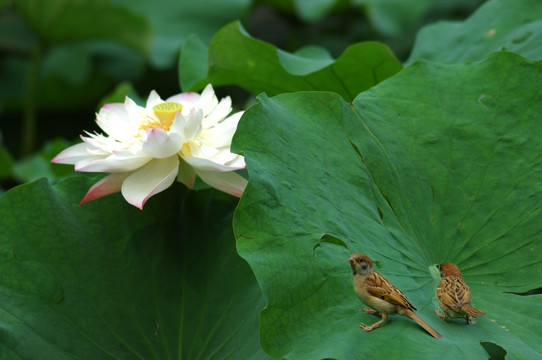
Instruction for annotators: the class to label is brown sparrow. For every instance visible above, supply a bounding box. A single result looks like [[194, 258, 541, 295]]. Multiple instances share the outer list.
[[347, 253, 442, 339], [435, 262, 485, 323]]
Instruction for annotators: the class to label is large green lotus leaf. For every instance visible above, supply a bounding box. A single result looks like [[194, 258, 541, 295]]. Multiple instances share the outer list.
[[113, 0, 251, 68], [232, 51, 542, 359], [408, 0, 542, 64], [179, 21, 402, 101], [14, 0, 151, 54], [0, 177, 267, 359]]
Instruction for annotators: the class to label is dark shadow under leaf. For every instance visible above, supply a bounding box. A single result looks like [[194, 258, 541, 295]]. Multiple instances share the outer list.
[[481, 341, 507, 360], [504, 287, 542, 296]]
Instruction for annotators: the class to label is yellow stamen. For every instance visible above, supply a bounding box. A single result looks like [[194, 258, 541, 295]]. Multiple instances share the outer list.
[[141, 102, 183, 131]]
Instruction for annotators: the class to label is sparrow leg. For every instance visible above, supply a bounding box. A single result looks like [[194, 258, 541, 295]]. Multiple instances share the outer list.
[[361, 308, 381, 317], [358, 313, 388, 331], [465, 315, 471, 325], [434, 309, 448, 321]]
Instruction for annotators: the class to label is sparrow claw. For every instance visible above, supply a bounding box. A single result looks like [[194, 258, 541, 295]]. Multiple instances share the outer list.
[[358, 323, 379, 332], [434, 308, 447, 321], [361, 308, 381, 317]]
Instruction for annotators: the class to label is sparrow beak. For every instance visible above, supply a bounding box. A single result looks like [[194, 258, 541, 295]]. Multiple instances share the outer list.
[[346, 257, 354, 264]]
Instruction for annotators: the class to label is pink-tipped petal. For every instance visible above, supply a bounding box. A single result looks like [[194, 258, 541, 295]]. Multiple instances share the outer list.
[[167, 92, 200, 107], [80, 173, 130, 205], [196, 170, 247, 198], [100, 102, 124, 112], [121, 156, 179, 209], [96, 103, 129, 137], [51, 143, 95, 164], [75, 153, 152, 173]]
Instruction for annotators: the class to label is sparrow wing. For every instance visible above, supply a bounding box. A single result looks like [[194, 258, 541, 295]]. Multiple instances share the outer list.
[[366, 271, 417, 311], [437, 276, 471, 311]]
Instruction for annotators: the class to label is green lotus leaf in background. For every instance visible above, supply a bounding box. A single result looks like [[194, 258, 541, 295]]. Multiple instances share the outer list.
[[2, 0, 151, 113], [408, 0, 542, 64], [179, 21, 402, 101], [293, 0, 339, 22], [11, 138, 74, 183], [232, 51, 542, 359], [353, 0, 433, 36], [0, 177, 267, 359], [114, 0, 251, 68], [178, 34, 209, 94], [14, 0, 151, 54], [250, 0, 340, 23]]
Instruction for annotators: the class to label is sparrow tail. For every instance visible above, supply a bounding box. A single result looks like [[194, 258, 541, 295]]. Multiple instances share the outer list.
[[462, 304, 486, 317], [405, 310, 442, 339]]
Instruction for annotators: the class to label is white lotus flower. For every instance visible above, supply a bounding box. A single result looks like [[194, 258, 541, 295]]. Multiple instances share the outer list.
[[52, 84, 247, 209]]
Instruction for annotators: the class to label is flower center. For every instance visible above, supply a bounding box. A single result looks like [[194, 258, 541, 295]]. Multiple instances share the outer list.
[[143, 102, 183, 131]]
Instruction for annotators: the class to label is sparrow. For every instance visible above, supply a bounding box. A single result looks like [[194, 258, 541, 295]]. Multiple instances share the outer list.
[[347, 253, 442, 339], [435, 262, 485, 324]]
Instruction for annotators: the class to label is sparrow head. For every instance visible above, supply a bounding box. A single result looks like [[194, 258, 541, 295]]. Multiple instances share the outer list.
[[347, 253, 373, 275], [437, 262, 462, 278]]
